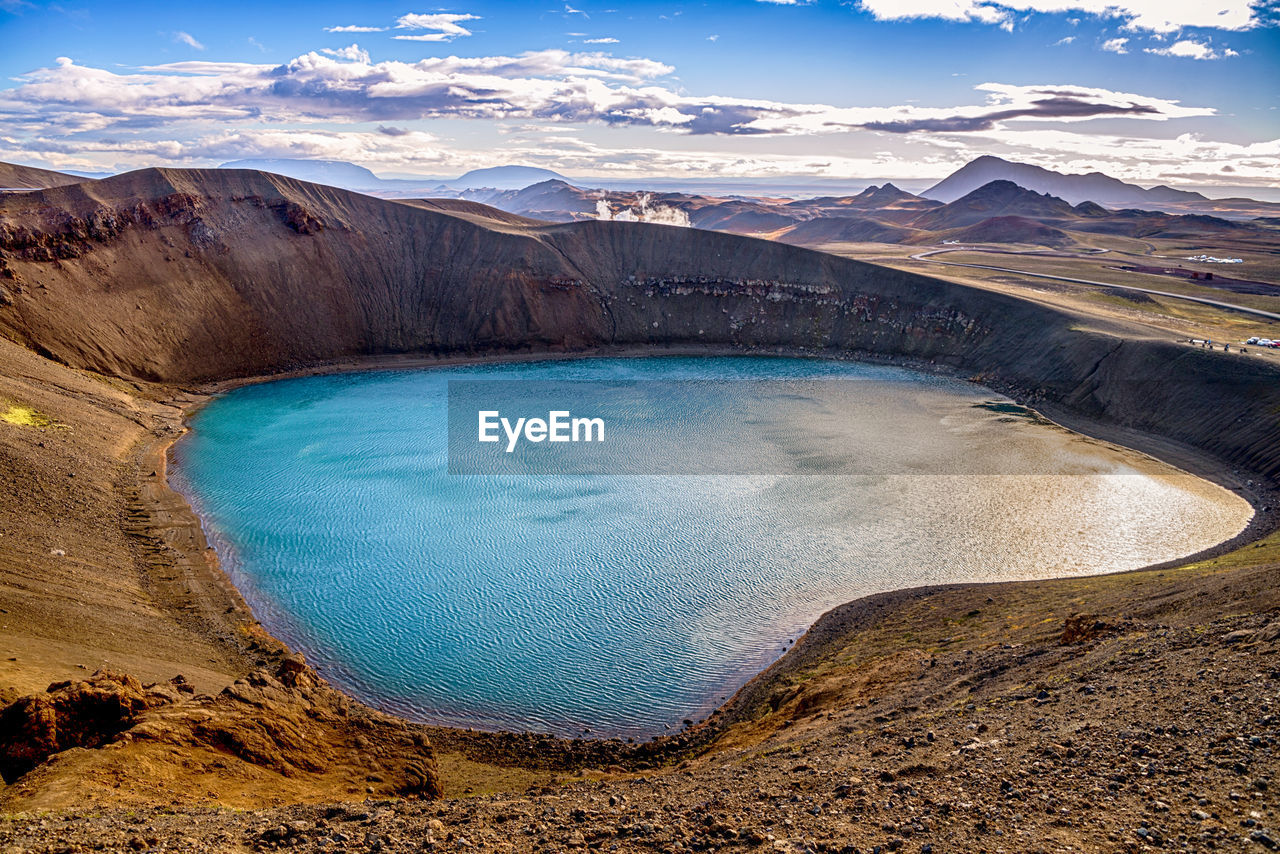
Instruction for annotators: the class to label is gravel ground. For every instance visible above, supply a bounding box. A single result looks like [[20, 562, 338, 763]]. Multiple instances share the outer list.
[[5, 576, 1276, 854]]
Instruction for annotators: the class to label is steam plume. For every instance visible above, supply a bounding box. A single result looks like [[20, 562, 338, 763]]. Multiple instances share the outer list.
[[595, 193, 691, 227]]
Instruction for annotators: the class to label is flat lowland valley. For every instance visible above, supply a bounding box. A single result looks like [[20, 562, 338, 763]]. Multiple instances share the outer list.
[[0, 166, 1277, 854]]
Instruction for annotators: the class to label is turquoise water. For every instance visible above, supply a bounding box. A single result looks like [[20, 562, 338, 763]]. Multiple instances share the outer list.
[[171, 357, 1250, 738]]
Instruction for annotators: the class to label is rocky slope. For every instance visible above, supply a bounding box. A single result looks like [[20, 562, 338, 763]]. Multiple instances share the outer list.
[[1, 656, 441, 809], [0, 336, 264, 702], [3, 546, 1277, 851], [0, 162, 84, 191]]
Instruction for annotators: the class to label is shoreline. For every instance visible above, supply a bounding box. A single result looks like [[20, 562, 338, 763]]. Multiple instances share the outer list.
[[143, 341, 1280, 750]]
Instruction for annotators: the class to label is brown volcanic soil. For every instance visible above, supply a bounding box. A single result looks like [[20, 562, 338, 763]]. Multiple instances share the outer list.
[[935, 215, 1071, 248], [394, 198, 553, 230], [0, 163, 83, 191], [776, 216, 920, 246], [3, 541, 1277, 851], [1115, 264, 1279, 297], [0, 337, 258, 699], [0, 168, 1277, 848]]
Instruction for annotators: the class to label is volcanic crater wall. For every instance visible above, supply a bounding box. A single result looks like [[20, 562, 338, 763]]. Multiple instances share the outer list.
[[1, 167, 1278, 480]]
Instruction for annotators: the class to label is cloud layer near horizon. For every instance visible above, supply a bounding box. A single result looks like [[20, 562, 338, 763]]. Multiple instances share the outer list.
[[0, 44, 1273, 186], [0, 50, 1211, 136]]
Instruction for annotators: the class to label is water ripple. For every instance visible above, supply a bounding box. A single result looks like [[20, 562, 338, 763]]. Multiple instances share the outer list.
[[170, 357, 1252, 739]]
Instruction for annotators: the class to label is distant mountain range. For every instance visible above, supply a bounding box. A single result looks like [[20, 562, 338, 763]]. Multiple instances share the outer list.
[[219, 160, 569, 192], [920, 155, 1280, 219], [923, 155, 1207, 208], [203, 155, 1280, 220], [456, 157, 1278, 222], [450, 177, 1275, 250], [3, 157, 1276, 252], [220, 159, 385, 188], [457, 179, 943, 228], [9, 155, 1273, 216], [450, 165, 568, 189]]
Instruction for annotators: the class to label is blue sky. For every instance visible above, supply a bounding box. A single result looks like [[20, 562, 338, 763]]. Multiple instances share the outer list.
[[1, 0, 1277, 187]]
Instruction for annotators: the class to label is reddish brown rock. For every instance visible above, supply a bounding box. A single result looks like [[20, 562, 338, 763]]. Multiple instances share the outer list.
[[0, 656, 441, 806], [0, 669, 174, 782]]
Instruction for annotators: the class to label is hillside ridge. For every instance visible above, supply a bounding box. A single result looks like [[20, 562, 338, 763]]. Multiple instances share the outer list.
[[0, 160, 87, 190]]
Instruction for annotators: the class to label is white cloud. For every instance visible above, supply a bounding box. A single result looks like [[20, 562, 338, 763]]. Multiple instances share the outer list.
[[855, 0, 1261, 33], [707, 34, 720, 41], [931, 127, 1280, 185], [0, 53, 1210, 142], [766, 81, 1212, 135], [1144, 38, 1236, 59], [1054, 35, 1075, 44], [320, 44, 371, 63], [11, 126, 1276, 189], [173, 31, 205, 51], [584, 37, 619, 43], [0, 34, 1271, 191], [1101, 37, 1129, 53], [324, 25, 387, 33], [0, 128, 447, 171], [5, 45, 1268, 190], [392, 12, 479, 41]]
